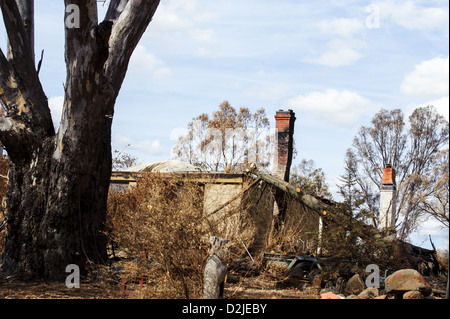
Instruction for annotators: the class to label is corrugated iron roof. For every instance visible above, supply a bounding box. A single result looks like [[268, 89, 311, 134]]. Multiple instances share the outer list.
[[124, 160, 202, 173]]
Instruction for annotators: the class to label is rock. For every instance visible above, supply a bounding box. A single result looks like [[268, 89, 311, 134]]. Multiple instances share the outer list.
[[321, 291, 343, 299], [346, 294, 360, 299], [374, 294, 388, 299], [403, 290, 424, 299], [385, 269, 432, 297], [358, 287, 379, 299], [344, 274, 365, 295]]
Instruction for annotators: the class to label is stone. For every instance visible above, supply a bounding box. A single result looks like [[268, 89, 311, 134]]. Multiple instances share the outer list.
[[403, 290, 424, 299], [321, 291, 343, 299], [385, 269, 432, 297], [358, 287, 379, 299], [344, 274, 365, 295]]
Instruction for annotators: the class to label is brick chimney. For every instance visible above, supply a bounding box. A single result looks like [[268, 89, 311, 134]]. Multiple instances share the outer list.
[[379, 164, 397, 232], [273, 109, 296, 182]]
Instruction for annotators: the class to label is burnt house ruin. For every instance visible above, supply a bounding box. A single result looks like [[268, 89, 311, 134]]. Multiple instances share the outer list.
[[110, 110, 328, 256], [109, 109, 445, 278]]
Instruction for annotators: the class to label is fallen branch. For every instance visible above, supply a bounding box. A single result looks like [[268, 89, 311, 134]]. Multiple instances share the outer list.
[[245, 166, 332, 218]]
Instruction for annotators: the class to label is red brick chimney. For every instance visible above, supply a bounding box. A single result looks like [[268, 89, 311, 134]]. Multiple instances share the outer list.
[[273, 109, 296, 182]]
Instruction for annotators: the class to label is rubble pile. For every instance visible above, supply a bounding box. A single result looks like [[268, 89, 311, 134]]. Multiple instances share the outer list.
[[309, 269, 446, 299], [230, 250, 447, 299]]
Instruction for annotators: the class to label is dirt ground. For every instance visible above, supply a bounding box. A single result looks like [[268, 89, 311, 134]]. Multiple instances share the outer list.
[[224, 276, 317, 299], [0, 273, 312, 299], [0, 275, 123, 299], [0, 272, 446, 299]]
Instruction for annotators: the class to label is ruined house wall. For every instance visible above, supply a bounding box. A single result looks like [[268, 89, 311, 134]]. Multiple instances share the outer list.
[[203, 180, 275, 255], [282, 197, 321, 254], [110, 171, 320, 256], [203, 183, 242, 240], [240, 182, 276, 254], [202, 179, 320, 255]]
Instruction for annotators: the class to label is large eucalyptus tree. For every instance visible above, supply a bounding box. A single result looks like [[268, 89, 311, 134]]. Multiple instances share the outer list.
[[0, 0, 160, 280]]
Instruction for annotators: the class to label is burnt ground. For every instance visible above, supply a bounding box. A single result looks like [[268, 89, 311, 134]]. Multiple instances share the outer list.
[[224, 275, 318, 299], [0, 274, 122, 299], [0, 273, 311, 299], [0, 272, 446, 299]]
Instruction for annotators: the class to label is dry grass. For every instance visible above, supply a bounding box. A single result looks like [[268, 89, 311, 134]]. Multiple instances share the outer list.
[[105, 174, 222, 299], [106, 175, 204, 298]]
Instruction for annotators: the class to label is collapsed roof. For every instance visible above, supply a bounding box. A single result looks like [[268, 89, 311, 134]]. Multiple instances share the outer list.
[[125, 160, 202, 173]]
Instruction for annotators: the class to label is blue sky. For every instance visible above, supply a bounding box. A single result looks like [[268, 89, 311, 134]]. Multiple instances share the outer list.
[[1, 1, 448, 249]]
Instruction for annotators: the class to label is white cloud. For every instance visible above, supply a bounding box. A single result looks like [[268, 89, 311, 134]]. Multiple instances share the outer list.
[[190, 28, 216, 44], [129, 45, 172, 79], [400, 56, 449, 121], [376, 0, 449, 31], [428, 96, 450, 120], [317, 18, 365, 37], [150, 0, 217, 43], [306, 18, 366, 67], [48, 96, 64, 129], [401, 55, 449, 98], [245, 84, 291, 101], [310, 41, 364, 67], [113, 134, 164, 158], [143, 0, 220, 59], [286, 89, 377, 127]]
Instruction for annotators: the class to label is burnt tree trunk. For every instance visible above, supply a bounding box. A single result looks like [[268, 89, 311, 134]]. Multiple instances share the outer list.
[[0, 0, 160, 280]]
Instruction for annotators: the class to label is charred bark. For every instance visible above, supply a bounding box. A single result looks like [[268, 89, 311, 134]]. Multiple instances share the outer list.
[[2, 136, 111, 279], [0, 0, 160, 280]]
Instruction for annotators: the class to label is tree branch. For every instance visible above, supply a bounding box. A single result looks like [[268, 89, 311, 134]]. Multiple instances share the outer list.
[[0, 115, 36, 162], [0, 0, 54, 160], [64, 0, 99, 66], [104, 0, 128, 21], [0, 0, 34, 65], [104, 0, 160, 91]]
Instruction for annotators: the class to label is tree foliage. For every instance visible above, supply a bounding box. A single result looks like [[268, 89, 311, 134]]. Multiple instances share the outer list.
[[112, 146, 139, 171], [337, 150, 370, 221], [173, 101, 272, 173], [290, 159, 332, 198]]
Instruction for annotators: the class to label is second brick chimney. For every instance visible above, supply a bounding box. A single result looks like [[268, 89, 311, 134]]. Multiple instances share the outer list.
[[273, 109, 296, 182], [379, 164, 397, 232]]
